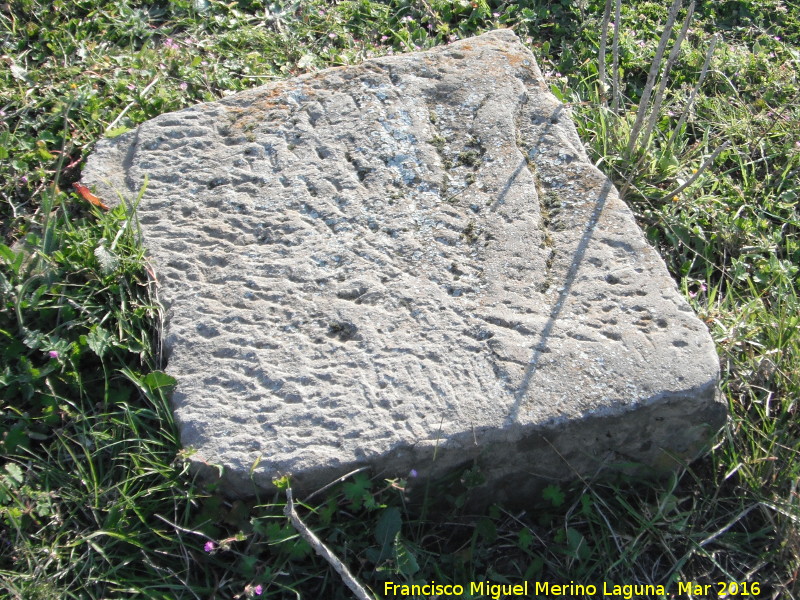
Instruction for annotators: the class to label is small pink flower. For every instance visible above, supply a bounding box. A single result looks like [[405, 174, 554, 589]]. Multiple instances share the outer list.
[[48, 350, 59, 359], [380, 35, 389, 42], [164, 38, 179, 50], [328, 32, 337, 39], [180, 82, 188, 91], [254, 584, 263, 595], [204, 541, 215, 552], [689, 283, 707, 298]]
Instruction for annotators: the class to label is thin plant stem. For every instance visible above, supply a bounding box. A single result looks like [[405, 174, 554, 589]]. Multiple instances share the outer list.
[[668, 87, 800, 199], [598, 0, 613, 106], [667, 33, 719, 150], [106, 75, 159, 133], [638, 0, 695, 154], [665, 139, 731, 198], [284, 488, 375, 600], [626, 0, 683, 155], [611, 0, 622, 112]]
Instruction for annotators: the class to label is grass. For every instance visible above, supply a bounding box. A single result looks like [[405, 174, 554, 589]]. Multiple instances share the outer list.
[[1, 0, 798, 598]]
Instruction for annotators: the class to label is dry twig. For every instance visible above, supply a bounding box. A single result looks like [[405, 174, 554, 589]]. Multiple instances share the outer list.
[[284, 488, 375, 600], [626, 0, 683, 154]]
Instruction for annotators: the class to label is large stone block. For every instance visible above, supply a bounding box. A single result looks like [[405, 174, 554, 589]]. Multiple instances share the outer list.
[[83, 29, 725, 504]]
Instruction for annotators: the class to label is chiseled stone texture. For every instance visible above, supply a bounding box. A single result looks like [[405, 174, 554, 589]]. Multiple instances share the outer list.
[[83, 29, 725, 503]]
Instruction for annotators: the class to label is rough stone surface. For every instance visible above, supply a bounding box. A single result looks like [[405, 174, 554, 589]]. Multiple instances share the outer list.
[[83, 30, 725, 503]]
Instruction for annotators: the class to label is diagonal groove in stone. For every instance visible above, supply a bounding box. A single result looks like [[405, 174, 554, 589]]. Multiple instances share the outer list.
[[82, 30, 725, 505]]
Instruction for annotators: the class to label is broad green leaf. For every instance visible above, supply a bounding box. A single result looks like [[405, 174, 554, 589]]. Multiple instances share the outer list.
[[0, 244, 19, 269], [143, 371, 177, 390], [4, 462, 24, 485], [475, 516, 497, 543], [374, 506, 402, 551], [517, 527, 534, 551], [105, 126, 132, 138], [395, 539, 420, 576], [542, 484, 565, 507], [87, 325, 113, 358], [566, 527, 590, 560], [343, 472, 373, 509]]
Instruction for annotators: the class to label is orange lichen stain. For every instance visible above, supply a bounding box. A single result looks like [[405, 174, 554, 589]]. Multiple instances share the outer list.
[[497, 50, 543, 87], [500, 50, 526, 68], [307, 65, 347, 79], [225, 77, 326, 133], [226, 84, 293, 132]]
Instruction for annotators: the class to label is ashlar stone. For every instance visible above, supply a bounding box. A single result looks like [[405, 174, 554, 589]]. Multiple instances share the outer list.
[[82, 29, 726, 505]]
